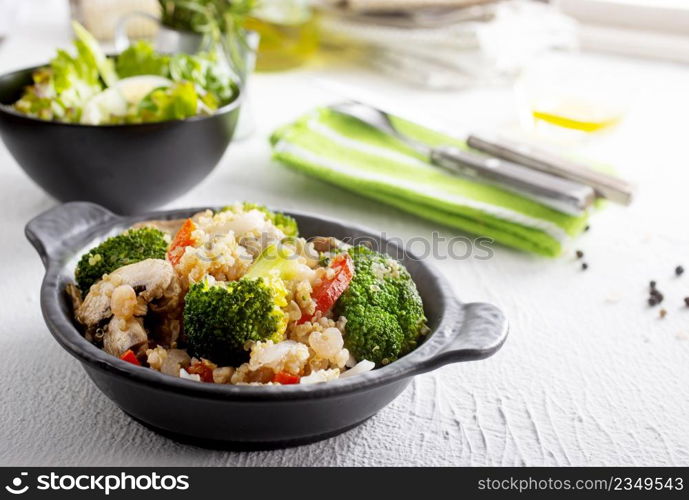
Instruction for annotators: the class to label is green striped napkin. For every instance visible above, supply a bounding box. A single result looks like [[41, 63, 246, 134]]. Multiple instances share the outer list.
[[270, 107, 590, 257]]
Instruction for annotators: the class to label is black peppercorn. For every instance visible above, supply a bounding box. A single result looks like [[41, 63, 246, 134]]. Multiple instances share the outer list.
[[649, 297, 659, 307], [575, 250, 584, 259], [684, 297, 689, 307], [650, 280, 657, 290], [676, 265, 684, 276], [581, 262, 588, 271]]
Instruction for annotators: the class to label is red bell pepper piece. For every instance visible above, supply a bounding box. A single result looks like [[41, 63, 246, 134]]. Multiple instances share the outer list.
[[187, 361, 214, 383], [299, 253, 354, 324], [167, 218, 195, 266], [273, 371, 300, 385], [119, 349, 141, 366]]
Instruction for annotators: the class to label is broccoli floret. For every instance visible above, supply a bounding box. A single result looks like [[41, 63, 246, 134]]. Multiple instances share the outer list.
[[223, 202, 299, 237], [334, 246, 427, 366], [74, 227, 168, 291], [183, 277, 288, 365], [341, 304, 404, 365], [183, 243, 296, 364]]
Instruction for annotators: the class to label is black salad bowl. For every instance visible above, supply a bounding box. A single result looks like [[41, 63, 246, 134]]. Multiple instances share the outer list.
[[0, 66, 241, 214], [25, 202, 509, 448]]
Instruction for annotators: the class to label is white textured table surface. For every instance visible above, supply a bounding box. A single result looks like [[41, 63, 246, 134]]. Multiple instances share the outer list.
[[2, 1, 689, 467]]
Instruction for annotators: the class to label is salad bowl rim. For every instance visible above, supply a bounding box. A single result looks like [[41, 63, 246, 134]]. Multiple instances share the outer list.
[[0, 64, 243, 129]]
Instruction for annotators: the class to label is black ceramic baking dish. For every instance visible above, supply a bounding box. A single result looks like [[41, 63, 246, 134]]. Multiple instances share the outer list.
[[25, 202, 508, 448]]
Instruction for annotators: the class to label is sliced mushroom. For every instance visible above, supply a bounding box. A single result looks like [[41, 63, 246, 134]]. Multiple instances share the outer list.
[[152, 316, 182, 349], [312, 236, 341, 253], [112, 259, 176, 302], [65, 283, 83, 313], [147, 271, 182, 315], [76, 259, 176, 328], [104, 316, 148, 357], [146, 274, 184, 347]]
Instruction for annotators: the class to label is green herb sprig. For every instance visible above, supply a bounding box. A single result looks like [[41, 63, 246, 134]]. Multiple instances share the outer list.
[[158, 0, 257, 83]]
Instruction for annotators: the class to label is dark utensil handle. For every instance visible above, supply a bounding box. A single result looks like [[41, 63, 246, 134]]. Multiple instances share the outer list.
[[467, 133, 634, 206], [429, 145, 596, 215], [417, 302, 508, 373], [25, 202, 117, 269]]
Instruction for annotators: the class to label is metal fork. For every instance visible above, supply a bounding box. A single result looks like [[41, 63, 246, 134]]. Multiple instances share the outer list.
[[330, 101, 596, 216]]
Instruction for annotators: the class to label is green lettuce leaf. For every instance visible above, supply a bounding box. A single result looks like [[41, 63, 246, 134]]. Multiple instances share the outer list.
[[115, 41, 171, 78], [169, 52, 237, 106], [13, 68, 61, 120], [71, 21, 118, 87], [13, 25, 237, 124], [116, 42, 237, 109], [14, 25, 106, 122], [136, 81, 199, 123]]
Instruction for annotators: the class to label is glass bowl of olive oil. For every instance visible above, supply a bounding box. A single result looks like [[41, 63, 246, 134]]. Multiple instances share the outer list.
[[515, 55, 631, 135]]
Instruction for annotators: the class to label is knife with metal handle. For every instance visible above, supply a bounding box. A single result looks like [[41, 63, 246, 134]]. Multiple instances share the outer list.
[[430, 146, 596, 215], [329, 101, 596, 216], [467, 132, 634, 206]]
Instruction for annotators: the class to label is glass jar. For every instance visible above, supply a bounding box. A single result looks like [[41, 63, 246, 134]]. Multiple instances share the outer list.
[[244, 0, 318, 71]]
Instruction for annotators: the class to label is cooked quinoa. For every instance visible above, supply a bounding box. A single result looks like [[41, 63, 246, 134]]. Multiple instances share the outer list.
[[69, 203, 428, 385]]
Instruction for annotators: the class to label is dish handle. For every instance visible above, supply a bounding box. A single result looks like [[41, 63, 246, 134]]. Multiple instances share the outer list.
[[25, 202, 117, 269], [416, 302, 508, 373]]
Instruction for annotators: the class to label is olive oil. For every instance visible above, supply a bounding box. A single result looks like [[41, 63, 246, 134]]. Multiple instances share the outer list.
[[245, 0, 318, 71], [516, 59, 628, 134], [528, 95, 623, 132], [531, 108, 622, 133]]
